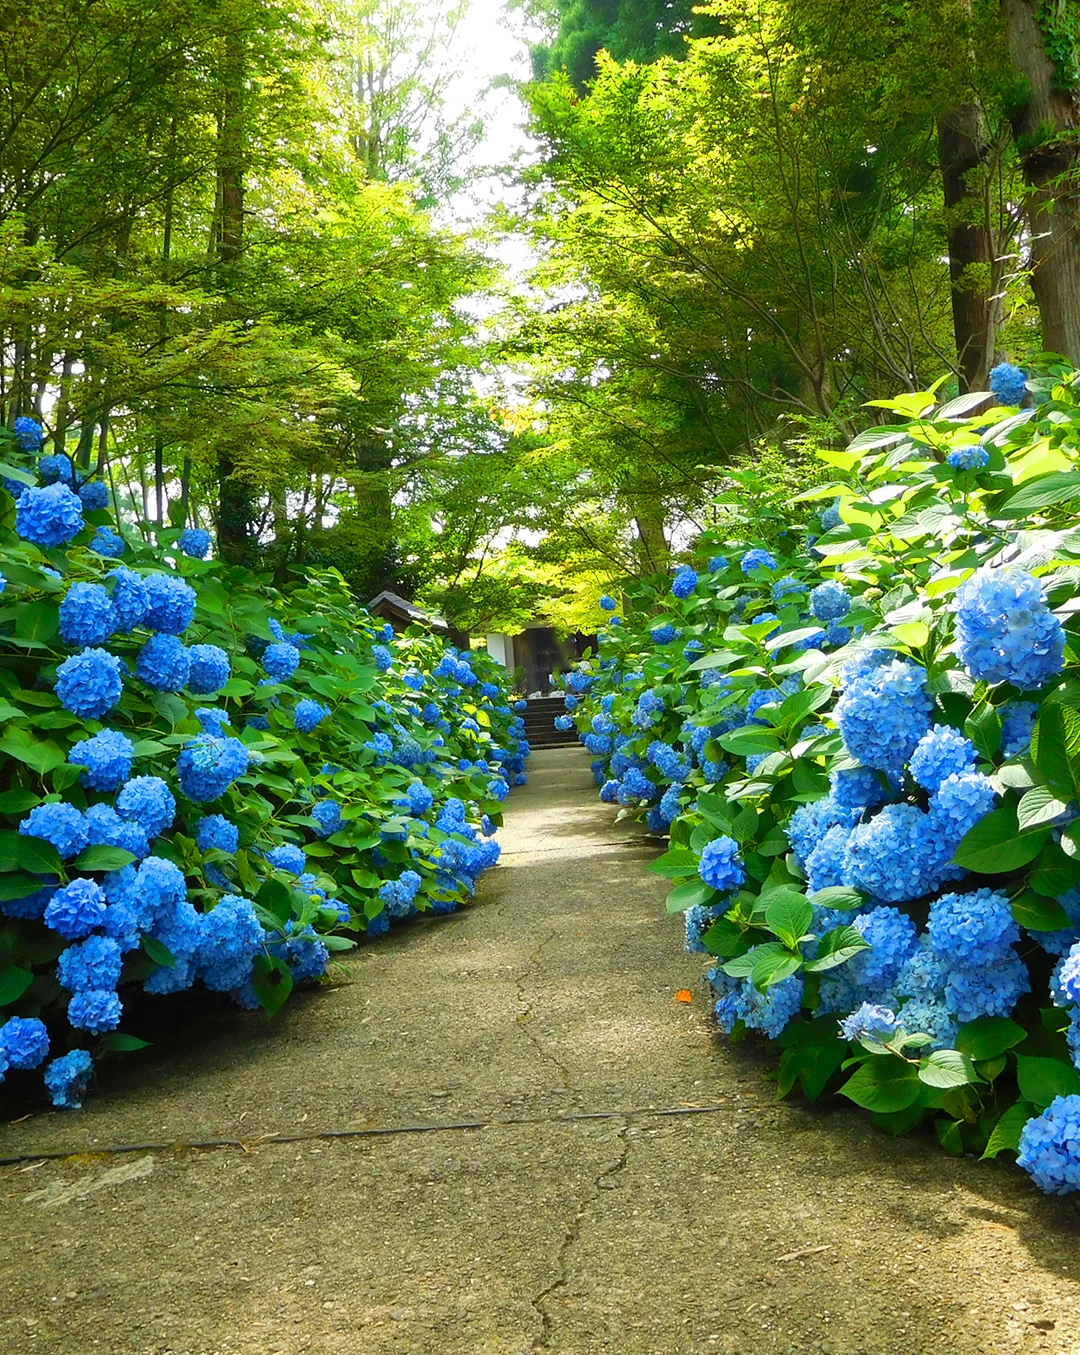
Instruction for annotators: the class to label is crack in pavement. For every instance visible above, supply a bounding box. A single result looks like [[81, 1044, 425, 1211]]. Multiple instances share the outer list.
[[512, 930, 576, 1094], [530, 1118, 631, 1350]]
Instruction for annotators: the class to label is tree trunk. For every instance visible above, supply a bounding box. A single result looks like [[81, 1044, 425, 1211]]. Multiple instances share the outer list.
[[1001, 0, 1080, 360], [937, 104, 1002, 390], [215, 33, 256, 566]]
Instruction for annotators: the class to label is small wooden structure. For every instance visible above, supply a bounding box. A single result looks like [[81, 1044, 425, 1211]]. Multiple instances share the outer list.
[[367, 589, 470, 649]]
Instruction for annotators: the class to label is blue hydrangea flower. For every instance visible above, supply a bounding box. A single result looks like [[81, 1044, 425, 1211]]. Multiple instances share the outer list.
[[944, 952, 1029, 1023], [618, 767, 658, 804], [77, 479, 110, 511], [58, 582, 117, 647], [44, 878, 107, 939], [15, 482, 84, 547], [373, 644, 393, 671], [805, 823, 851, 892], [895, 995, 958, 1051], [197, 894, 263, 992], [136, 633, 190, 691], [14, 416, 45, 451], [599, 594, 618, 610], [698, 836, 745, 892], [707, 555, 729, 573], [267, 842, 306, 875], [1000, 701, 1037, 758], [849, 906, 919, 990], [177, 733, 249, 802], [310, 800, 343, 838], [839, 1003, 898, 1044], [841, 802, 941, 904], [196, 814, 239, 853], [85, 804, 149, 859], [187, 644, 230, 695], [930, 771, 997, 844], [90, 526, 125, 557], [269, 920, 329, 982], [1055, 943, 1080, 1007], [44, 1049, 93, 1108], [786, 796, 859, 870], [835, 659, 933, 772], [927, 888, 1019, 966], [143, 574, 196, 634], [650, 623, 679, 646], [554, 713, 574, 732], [178, 527, 211, 558], [952, 567, 1064, 690], [0, 1016, 49, 1069], [56, 646, 123, 718], [989, 362, 1027, 407], [672, 565, 698, 599], [262, 641, 300, 682], [946, 444, 989, 470], [133, 855, 187, 930], [1017, 1095, 1080, 1194], [810, 581, 851, 622], [820, 500, 841, 531], [38, 452, 73, 485], [117, 776, 175, 839], [829, 766, 890, 810], [909, 724, 977, 791], [57, 934, 123, 992], [295, 698, 330, 733], [106, 567, 149, 631], [68, 988, 122, 1033], [20, 802, 87, 860], [740, 548, 777, 574], [69, 728, 134, 791]]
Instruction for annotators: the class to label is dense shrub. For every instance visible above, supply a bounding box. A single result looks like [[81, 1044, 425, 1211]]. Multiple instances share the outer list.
[[0, 428, 528, 1109], [558, 364, 1080, 1195]]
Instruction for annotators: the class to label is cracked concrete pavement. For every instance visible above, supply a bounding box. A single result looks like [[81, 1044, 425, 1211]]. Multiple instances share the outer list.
[[1, 747, 1079, 1355]]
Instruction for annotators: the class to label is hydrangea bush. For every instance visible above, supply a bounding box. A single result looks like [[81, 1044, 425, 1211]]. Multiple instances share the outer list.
[[557, 365, 1080, 1195], [0, 426, 528, 1109]]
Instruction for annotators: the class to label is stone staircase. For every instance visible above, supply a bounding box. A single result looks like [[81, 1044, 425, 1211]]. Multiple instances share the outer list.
[[522, 695, 579, 749]]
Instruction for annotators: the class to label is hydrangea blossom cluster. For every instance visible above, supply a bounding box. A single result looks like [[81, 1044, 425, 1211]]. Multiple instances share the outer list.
[[952, 568, 1064, 690]]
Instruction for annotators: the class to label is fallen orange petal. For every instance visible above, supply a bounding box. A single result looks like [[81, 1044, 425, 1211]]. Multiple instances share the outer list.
[[674, 989, 693, 1003]]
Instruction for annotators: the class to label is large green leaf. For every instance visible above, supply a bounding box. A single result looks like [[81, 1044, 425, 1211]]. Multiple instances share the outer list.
[[1017, 785, 1072, 831], [141, 936, 176, 970], [252, 953, 293, 1017], [998, 469, 1080, 516], [717, 726, 781, 756], [763, 891, 812, 948], [13, 602, 58, 642], [981, 1100, 1033, 1160], [665, 878, 718, 915], [1010, 892, 1071, 932], [840, 1057, 921, 1112], [750, 947, 802, 992], [648, 846, 700, 880], [13, 833, 63, 876], [0, 965, 34, 1006], [918, 1049, 977, 1089], [802, 925, 870, 973], [952, 806, 1049, 873], [955, 1016, 1027, 1062], [72, 845, 137, 873], [1015, 1055, 1080, 1108]]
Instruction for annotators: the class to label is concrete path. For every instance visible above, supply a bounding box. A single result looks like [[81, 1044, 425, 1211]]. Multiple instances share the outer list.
[[1, 747, 1079, 1355]]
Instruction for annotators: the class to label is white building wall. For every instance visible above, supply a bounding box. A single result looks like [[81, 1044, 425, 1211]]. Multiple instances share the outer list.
[[486, 633, 511, 669]]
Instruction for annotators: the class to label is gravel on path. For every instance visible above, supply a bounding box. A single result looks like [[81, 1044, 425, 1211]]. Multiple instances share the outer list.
[[1, 747, 1078, 1355]]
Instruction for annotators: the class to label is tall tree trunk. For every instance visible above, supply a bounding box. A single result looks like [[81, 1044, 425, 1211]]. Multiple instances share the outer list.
[[215, 34, 256, 566], [938, 104, 1002, 390], [1001, 0, 1080, 361]]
